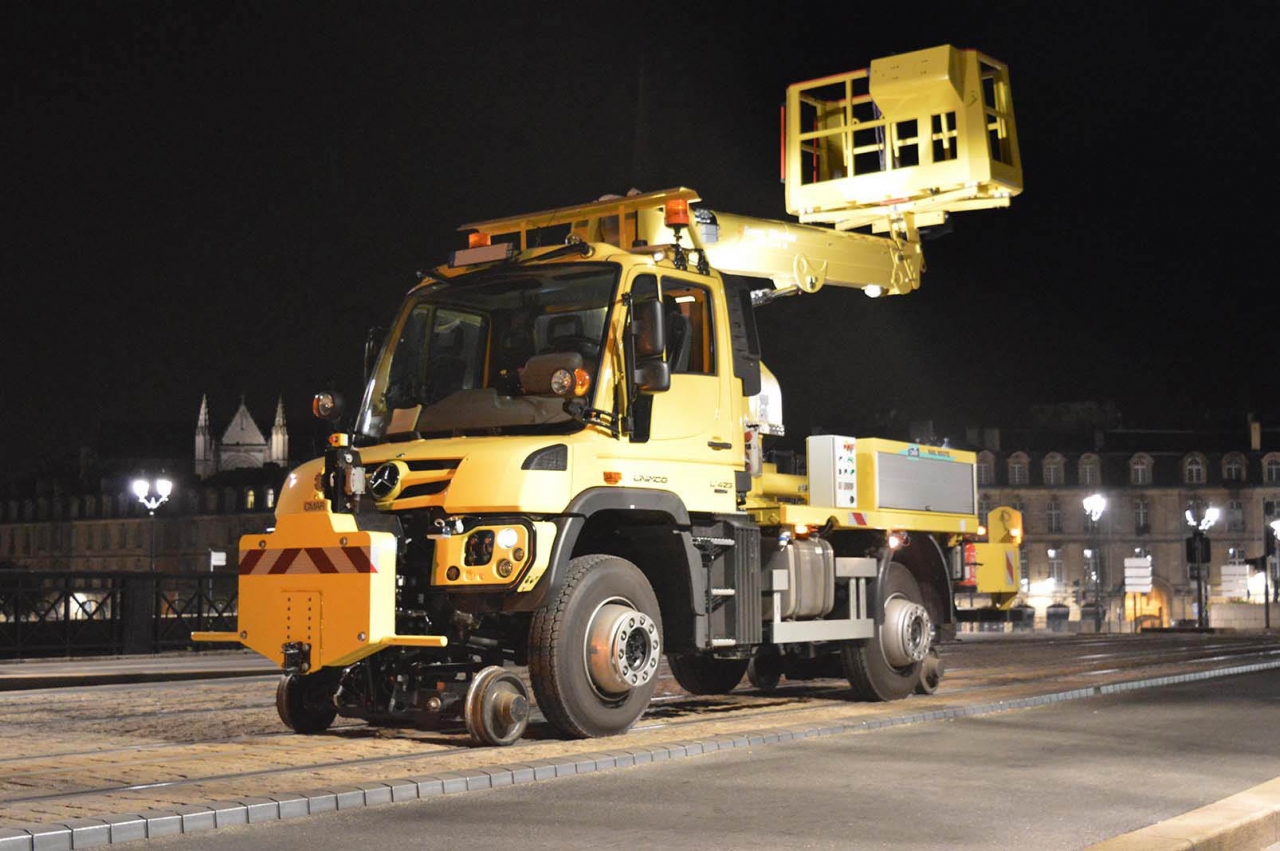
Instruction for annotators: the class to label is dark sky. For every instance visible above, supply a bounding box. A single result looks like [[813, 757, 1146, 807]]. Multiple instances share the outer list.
[[4, 3, 1276, 474]]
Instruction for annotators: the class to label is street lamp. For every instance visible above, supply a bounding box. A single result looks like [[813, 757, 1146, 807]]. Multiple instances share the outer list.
[[1082, 493, 1107, 631], [1185, 499, 1218, 629], [132, 477, 173, 573]]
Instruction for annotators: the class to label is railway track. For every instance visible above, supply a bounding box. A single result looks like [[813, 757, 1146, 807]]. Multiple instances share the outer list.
[[2, 633, 1277, 827]]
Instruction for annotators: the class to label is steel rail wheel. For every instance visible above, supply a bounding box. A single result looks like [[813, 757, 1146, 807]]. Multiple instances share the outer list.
[[669, 653, 749, 695], [746, 645, 784, 692], [275, 671, 338, 734], [465, 666, 530, 746], [842, 562, 933, 701], [528, 554, 662, 739]]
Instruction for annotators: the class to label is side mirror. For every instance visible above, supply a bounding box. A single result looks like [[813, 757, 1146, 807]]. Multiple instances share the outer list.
[[631, 299, 666, 360], [633, 359, 670, 393]]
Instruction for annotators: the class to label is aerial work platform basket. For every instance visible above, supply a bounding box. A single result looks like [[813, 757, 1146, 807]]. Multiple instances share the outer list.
[[784, 45, 1022, 232]]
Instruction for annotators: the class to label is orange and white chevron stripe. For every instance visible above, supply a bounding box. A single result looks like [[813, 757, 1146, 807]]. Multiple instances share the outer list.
[[239, 546, 376, 576]]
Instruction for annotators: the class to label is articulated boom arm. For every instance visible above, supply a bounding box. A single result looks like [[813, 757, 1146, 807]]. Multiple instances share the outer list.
[[460, 45, 1019, 299], [460, 187, 923, 297]]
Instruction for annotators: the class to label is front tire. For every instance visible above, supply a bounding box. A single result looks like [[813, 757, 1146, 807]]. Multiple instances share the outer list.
[[841, 563, 933, 701], [528, 554, 663, 738]]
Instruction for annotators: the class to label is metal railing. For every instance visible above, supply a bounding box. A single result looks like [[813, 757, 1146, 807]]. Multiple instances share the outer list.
[[0, 571, 238, 658]]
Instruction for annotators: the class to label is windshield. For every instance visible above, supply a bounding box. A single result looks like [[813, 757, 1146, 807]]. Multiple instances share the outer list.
[[356, 264, 617, 440]]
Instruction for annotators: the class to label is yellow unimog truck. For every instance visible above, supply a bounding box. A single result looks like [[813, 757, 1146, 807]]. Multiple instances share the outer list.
[[197, 45, 1024, 746]]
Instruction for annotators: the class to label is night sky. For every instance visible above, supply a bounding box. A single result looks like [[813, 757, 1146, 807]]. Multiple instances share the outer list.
[[4, 3, 1276, 475]]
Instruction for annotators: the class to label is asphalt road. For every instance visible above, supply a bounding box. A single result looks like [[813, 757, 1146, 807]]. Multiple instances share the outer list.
[[136, 669, 1280, 851]]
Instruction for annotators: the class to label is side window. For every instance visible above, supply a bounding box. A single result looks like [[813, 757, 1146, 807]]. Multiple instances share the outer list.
[[660, 278, 715, 375]]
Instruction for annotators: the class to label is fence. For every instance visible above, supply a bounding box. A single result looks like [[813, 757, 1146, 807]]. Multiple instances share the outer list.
[[0, 571, 238, 659]]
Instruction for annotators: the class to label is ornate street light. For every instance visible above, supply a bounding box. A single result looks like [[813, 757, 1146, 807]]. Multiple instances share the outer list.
[[1185, 499, 1218, 629], [132, 477, 173, 573]]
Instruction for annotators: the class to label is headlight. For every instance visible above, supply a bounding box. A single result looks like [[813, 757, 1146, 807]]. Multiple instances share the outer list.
[[496, 527, 519, 550]]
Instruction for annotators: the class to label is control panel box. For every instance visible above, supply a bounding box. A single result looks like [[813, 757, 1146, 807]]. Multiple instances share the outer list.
[[807, 435, 859, 508]]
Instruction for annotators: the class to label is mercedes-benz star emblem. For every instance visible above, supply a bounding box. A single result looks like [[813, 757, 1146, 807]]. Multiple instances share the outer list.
[[369, 463, 401, 499]]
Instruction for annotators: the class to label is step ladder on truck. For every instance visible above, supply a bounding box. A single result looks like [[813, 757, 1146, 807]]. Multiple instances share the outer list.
[[196, 44, 1026, 746]]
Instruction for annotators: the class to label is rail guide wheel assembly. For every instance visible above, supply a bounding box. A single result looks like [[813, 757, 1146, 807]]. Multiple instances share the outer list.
[[464, 665, 531, 746]]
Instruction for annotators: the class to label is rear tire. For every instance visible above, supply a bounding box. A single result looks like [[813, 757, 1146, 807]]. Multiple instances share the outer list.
[[842, 563, 932, 701], [668, 653, 748, 695], [528, 554, 663, 739], [276, 671, 338, 734]]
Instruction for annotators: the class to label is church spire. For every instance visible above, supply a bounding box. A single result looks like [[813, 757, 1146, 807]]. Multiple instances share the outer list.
[[269, 395, 289, 466], [194, 394, 216, 478]]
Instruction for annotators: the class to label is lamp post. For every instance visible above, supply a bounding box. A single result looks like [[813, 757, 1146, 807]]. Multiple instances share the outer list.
[[132, 477, 173, 573], [1267, 519, 1279, 631], [1082, 493, 1107, 631], [1185, 500, 1219, 630]]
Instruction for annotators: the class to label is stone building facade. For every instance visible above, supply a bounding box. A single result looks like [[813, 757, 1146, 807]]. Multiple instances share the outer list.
[[971, 417, 1280, 628]]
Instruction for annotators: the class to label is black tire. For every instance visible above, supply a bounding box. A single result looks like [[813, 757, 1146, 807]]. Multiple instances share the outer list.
[[275, 671, 338, 734], [528, 554, 663, 739], [668, 653, 748, 695], [841, 563, 930, 702]]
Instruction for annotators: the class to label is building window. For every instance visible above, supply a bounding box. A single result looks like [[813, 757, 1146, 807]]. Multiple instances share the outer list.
[[1011, 495, 1025, 515], [266, 488, 276, 509], [1227, 499, 1244, 532], [1130, 455, 1152, 486], [1083, 548, 1100, 587], [1046, 498, 1063, 534], [976, 457, 993, 486], [1265, 455, 1280, 484], [1008, 453, 1029, 486], [244, 488, 256, 511], [1223, 453, 1245, 483], [1183, 455, 1205, 485], [1134, 496, 1150, 534], [1047, 547, 1065, 584], [978, 495, 992, 520], [1019, 546, 1029, 590], [1043, 453, 1064, 486], [1079, 454, 1100, 486]]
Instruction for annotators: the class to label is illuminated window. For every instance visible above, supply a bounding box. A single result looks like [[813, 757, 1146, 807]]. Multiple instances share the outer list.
[[1130, 454, 1152, 486], [1223, 453, 1245, 483], [1008, 453, 1029, 485], [244, 488, 256, 511], [1183, 454, 1205, 485], [1048, 548, 1065, 583], [266, 488, 276, 509]]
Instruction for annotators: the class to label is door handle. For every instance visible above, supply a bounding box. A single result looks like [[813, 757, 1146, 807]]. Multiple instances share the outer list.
[[707, 440, 733, 450]]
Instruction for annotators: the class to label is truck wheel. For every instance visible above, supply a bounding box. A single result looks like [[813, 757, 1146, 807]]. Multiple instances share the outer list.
[[528, 554, 663, 738], [841, 563, 933, 702], [668, 653, 748, 695], [276, 671, 338, 734], [746, 646, 783, 692]]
